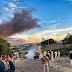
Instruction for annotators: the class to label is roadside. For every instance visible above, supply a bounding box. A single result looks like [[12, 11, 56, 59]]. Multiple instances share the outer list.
[[52, 57, 72, 72]]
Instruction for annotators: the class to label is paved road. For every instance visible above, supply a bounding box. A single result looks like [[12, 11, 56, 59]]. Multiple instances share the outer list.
[[15, 59, 63, 72]]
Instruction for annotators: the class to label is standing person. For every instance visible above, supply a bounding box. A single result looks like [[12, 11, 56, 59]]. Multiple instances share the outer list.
[[51, 51, 54, 62], [49, 50, 51, 55], [54, 51, 57, 59], [0, 54, 15, 72], [11, 53, 13, 60], [13, 54, 16, 66], [46, 53, 52, 67], [69, 51, 72, 66], [58, 50, 60, 58], [41, 53, 49, 72]]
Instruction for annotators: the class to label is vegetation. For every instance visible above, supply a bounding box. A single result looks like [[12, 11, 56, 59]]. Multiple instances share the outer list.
[[62, 33, 72, 45], [11, 48, 19, 52], [41, 33, 72, 57], [0, 38, 12, 55], [41, 38, 56, 45]]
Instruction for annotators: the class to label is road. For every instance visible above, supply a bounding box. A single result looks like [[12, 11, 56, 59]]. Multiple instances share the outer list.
[[15, 59, 63, 72]]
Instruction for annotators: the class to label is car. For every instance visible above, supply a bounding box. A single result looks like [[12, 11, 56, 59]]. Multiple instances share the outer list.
[[34, 51, 40, 59]]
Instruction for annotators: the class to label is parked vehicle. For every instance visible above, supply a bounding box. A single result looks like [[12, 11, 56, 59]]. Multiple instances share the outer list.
[[34, 51, 40, 59]]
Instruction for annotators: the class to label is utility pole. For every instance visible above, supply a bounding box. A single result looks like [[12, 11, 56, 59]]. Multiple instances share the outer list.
[[56, 34, 59, 47], [48, 39, 49, 46], [47, 35, 50, 46]]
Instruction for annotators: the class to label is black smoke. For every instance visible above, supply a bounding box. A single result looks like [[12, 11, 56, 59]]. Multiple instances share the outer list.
[[0, 10, 40, 38]]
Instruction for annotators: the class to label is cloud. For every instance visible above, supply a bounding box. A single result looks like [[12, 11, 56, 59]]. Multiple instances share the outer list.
[[12, 0, 19, 1], [38, 20, 56, 25], [50, 24, 57, 28], [11, 27, 72, 40], [4, 2, 17, 13], [6, 38, 25, 45], [47, 23, 59, 29], [38, 21, 50, 25], [49, 20, 56, 23], [30, 27, 72, 36], [67, 0, 72, 4], [68, 0, 72, 1], [38, 21, 45, 24], [9, 2, 17, 8], [51, 32, 59, 35], [17, 7, 27, 9], [9, 26, 72, 43], [4, 7, 16, 13], [4, 2, 27, 14]]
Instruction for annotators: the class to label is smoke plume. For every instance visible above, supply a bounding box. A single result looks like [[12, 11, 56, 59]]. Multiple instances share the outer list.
[[0, 10, 40, 38], [25, 45, 39, 59]]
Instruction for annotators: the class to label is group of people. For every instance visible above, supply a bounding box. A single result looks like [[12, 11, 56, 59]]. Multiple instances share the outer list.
[[0, 54, 15, 72], [41, 50, 61, 72], [0, 50, 72, 72], [0, 52, 27, 72]]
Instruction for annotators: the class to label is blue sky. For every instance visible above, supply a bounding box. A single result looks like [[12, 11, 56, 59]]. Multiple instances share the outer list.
[[0, 0, 72, 45]]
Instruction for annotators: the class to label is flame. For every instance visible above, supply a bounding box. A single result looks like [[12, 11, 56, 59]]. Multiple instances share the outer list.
[[38, 46, 42, 56]]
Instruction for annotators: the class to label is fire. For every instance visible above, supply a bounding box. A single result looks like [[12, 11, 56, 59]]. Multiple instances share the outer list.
[[38, 46, 42, 56]]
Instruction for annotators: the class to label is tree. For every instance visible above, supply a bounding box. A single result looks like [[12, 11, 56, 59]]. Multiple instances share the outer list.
[[62, 33, 72, 45], [0, 38, 12, 55], [41, 38, 56, 45], [48, 39, 56, 44]]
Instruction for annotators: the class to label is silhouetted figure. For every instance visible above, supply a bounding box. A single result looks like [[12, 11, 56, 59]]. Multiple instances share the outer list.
[[46, 53, 52, 67], [69, 51, 72, 66]]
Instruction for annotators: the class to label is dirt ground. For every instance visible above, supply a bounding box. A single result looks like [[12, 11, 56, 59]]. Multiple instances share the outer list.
[[15, 59, 63, 72], [52, 57, 72, 72]]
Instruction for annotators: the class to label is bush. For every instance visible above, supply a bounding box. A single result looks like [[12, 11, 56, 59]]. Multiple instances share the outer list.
[[60, 50, 70, 57]]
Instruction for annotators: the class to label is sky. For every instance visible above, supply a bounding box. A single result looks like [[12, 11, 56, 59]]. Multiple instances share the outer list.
[[0, 0, 72, 45]]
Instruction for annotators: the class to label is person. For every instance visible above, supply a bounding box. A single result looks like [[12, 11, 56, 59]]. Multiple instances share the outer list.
[[46, 53, 52, 67], [41, 53, 49, 72], [58, 50, 60, 58], [51, 51, 54, 62], [49, 50, 51, 55], [11, 53, 13, 60], [69, 51, 72, 66], [0, 54, 15, 72], [13, 54, 16, 66], [54, 51, 57, 59]]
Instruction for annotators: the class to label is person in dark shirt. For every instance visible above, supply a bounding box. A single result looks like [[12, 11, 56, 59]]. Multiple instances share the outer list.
[[69, 53, 72, 59], [0, 54, 15, 72], [69, 51, 72, 66], [46, 53, 52, 67]]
